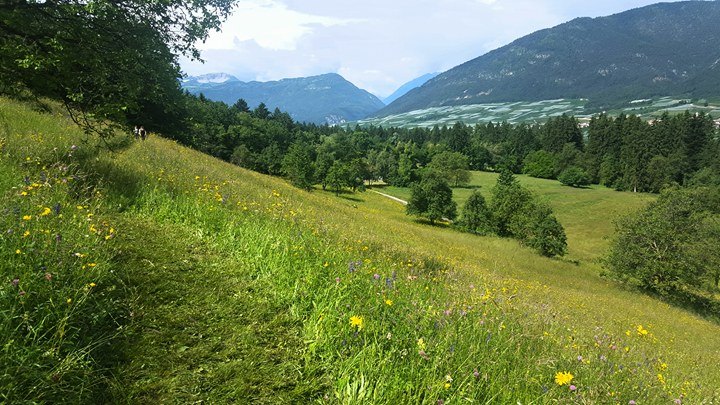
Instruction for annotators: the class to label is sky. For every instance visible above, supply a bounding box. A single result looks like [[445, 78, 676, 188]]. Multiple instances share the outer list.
[[180, 0, 684, 98]]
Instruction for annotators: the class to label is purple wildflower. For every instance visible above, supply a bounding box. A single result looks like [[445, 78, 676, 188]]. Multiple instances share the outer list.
[[373, 273, 380, 280], [628, 401, 636, 405], [569, 385, 577, 392], [473, 368, 480, 378]]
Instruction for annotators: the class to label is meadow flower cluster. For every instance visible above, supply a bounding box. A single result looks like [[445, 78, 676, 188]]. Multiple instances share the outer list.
[[1, 138, 122, 401]]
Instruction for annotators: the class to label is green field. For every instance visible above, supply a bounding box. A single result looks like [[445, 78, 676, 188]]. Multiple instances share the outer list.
[[2, 98, 719, 403]]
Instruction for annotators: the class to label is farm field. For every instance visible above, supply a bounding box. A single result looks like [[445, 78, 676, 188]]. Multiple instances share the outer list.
[[354, 97, 720, 128], [2, 98, 719, 403]]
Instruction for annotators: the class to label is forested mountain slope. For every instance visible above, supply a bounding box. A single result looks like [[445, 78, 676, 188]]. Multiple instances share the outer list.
[[378, 1, 720, 116]]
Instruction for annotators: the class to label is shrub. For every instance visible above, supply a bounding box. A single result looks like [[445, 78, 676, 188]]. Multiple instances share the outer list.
[[558, 166, 590, 187]]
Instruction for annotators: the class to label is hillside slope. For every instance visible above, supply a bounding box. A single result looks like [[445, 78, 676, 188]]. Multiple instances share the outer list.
[[183, 73, 385, 124], [378, 1, 720, 116], [2, 98, 719, 403]]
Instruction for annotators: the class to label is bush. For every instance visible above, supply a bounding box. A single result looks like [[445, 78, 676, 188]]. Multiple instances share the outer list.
[[558, 166, 590, 187]]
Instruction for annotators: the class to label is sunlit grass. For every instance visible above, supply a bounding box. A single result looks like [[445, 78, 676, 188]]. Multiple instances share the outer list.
[[1, 97, 718, 403]]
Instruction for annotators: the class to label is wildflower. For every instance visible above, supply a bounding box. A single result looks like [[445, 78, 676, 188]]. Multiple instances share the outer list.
[[349, 315, 363, 330], [473, 368, 480, 378], [67, 298, 72, 304], [53, 203, 62, 215], [637, 325, 649, 336], [89, 282, 96, 287], [385, 299, 393, 306], [40, 207, 51, 216], [335, 277, 341, 284], [22, 215, 32, 220], [15, 249, 21, 254], [577, 355, 583, 362], [629, 401, 637, 405], [45, 273, 52, 281], [569, 385, 577, 392], [554, 371, 574, 386], [417, 338, 426, 351], [657, 373, 666, 385], [674, 399, 682, 405], [11, 278, 19, 287], [23, 230, 30, 237], [444, 309, 452, 316], [373, 273, 380, 280]]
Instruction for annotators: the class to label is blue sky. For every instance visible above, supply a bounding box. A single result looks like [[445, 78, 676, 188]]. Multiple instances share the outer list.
[[180, 0, 686, 98]]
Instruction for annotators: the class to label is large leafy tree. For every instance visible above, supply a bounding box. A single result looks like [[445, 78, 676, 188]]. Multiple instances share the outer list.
[[406, 172, 457, 224], [606, 186, 720, 304], [0, 0, 236, 135]]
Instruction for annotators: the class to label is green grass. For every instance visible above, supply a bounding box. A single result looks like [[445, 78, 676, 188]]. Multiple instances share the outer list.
[[2, 97, 719, 404], [381, 171, 655, 262]]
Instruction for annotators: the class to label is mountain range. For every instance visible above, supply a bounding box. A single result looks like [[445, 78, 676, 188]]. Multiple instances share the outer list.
[[182, 73, 385, 125], [377, 1, 720, 117]]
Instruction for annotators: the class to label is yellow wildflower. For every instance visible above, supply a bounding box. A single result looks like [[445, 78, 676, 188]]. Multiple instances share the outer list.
[[385, 299, 393, 306], [554, 371, 574, 386], [22, 215, 32, 220], [89, 282, 96, 287], [40, 207, 51, 216], [637, 325, 649, 336], [349, 315, 363, 330], [417, 338, 426, 351]]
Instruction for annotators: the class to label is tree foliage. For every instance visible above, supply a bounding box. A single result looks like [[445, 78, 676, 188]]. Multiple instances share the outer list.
[[605, 186, 720, 313], [558, 166, 590, 187], [428, 151, 471, 187], [0, 0, 235, 135], [459, 191, 493, 235], [406, 172, 457, 224]]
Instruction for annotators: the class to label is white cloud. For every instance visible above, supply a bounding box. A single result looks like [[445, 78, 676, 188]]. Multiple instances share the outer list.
[[202, 0, 360, 51]]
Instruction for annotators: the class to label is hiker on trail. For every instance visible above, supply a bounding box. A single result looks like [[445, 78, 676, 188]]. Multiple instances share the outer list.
[[133, 125, 140, 139], [139, 126, 147, 141]]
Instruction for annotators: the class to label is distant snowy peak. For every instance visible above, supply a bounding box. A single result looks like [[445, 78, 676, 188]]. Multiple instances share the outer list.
[[184, 73, 238, 84]]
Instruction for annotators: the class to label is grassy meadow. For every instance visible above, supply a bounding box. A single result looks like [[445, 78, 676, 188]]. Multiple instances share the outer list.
[[1, 97, 719, 403]]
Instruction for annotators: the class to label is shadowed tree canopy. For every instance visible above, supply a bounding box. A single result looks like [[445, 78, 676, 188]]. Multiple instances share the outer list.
[[0, 0, 236, 135]]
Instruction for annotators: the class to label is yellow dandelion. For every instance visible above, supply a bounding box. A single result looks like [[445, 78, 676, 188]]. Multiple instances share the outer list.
[[636, 325, 649, 336], [554, 371, 574, 386], [23, 230, 30, 237], [657, 373, 666, 385], [87, 263, 97, 267], [349, 315, 364, 330], [89, 282, 96, 287], [15, 249, 21, 254], [67, 298, 72, 304], [22, 215, 32, 220], [40, 207, 51, 216], [385, 299, 393, 306]]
